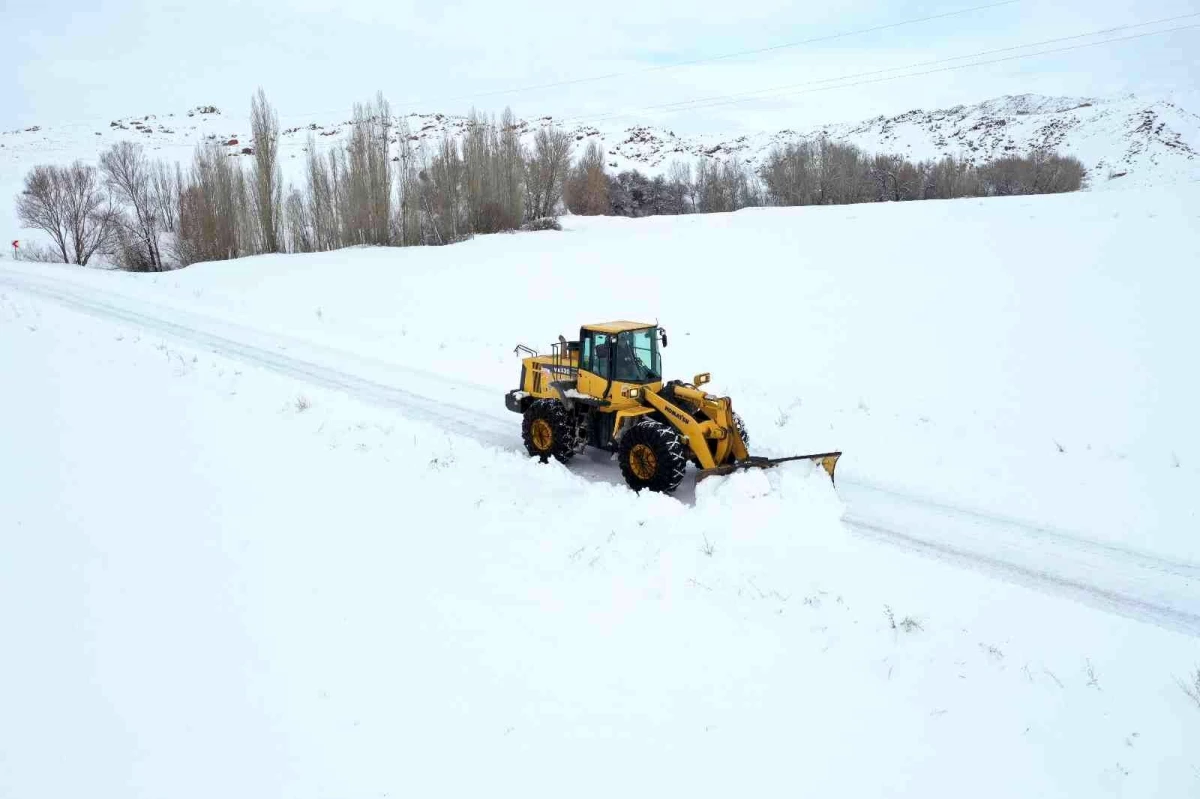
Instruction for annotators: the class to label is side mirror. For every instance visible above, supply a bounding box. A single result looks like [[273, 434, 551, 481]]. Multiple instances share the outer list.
[[693, 372, 710, 386], [659, 328, 668, 347]]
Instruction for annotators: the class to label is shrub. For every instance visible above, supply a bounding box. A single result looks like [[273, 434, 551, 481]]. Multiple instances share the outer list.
[[521, 216, 561, 231]]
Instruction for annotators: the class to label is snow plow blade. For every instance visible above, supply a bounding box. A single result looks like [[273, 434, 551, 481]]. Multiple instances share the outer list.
[[695, 451, 842, 486]]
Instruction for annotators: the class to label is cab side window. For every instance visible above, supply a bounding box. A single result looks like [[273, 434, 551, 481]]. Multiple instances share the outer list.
[[586, 332, 611, 376], [581, 332, 593, 373]]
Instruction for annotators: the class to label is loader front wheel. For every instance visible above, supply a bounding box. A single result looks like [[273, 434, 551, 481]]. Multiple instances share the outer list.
[[734, 412, 749, 448], [522, 399, 575, 464], [618, 420, 687, 493]]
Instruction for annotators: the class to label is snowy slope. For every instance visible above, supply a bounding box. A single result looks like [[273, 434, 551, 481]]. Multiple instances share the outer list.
[[3, 92, 1199, 244], [609, 94, 1200, 188]]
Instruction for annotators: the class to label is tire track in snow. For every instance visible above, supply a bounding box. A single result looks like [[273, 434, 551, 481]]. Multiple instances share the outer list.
[[844, 477, 1200, 578], [0, 271, 518, 449], [845, 517, 1200, 636], [4, 268, 1198, 636]]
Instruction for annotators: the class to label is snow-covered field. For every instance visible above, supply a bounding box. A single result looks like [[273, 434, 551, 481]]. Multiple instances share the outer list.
[[2, 185, 1199, 797]]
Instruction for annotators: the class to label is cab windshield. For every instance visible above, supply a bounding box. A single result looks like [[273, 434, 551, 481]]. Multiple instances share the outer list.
[[611, 328, 660, 383]]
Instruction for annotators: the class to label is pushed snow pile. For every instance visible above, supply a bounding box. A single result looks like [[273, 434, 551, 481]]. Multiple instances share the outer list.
[[696, 461, 843, 524]]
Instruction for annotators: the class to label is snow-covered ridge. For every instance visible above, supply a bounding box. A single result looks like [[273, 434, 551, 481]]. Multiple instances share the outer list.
[[597, 94, 1200, 188], [2, 93, 1198, 195]]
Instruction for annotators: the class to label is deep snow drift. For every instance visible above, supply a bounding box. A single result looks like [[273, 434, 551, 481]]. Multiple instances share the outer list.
[[2, 185, 1199, 797]]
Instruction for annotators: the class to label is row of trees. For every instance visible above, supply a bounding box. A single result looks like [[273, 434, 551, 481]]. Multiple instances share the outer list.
[[13, 91, 1086, 270], [566, 139, 1085, 218], [13, 92, 578, 268], [759, 140, 1084, 205], [14, 89, 286, 269], [564, 143, 766, 217]]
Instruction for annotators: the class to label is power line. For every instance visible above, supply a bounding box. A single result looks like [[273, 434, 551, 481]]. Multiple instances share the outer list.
[[562, 15, 1200, 125], [431, 0, 1021, 103], [564, 12, 1200, 123], [275, 0, 1020, 122]]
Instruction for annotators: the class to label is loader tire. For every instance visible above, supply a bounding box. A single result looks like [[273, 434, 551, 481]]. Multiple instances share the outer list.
[[523, 399, 575, 464], [734, 412, 749, 448], [618, 420, 688, 494]]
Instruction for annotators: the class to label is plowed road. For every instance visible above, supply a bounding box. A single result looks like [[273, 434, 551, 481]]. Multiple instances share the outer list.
[[4, 267, 1198, 637]]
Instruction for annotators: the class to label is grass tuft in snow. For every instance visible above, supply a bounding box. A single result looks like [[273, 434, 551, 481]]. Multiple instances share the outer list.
[[883, 605, 922, 633], [899, 616, 924, 633], [294, 395, 311, 412], [700, 534, 715, 557], [1177, 668, 1200, 710]]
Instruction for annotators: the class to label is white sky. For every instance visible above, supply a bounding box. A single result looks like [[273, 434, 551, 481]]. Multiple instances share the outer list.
[[5, 0, 1198, 132]]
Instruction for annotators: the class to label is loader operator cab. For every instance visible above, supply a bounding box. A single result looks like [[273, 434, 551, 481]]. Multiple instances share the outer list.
[[580, 324, 663, 384]]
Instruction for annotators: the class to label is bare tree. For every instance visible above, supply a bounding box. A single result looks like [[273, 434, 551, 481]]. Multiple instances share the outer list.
[[869, 154, 904, 201], [16, 166, 70, 263], [284, 186, 313, 253], [302, 136, 340, 251], [1029, 150, 1086, 193], [16, 162, 116, 265], [174, 142, 248, 265], [340, 93, 392, 246], [665, 161, 693, 213], [525, 126, 572, 220], [919, 156, 982, 199], [694, 158, 758, 213], [151, 160, 181, 233], [393, 117, 421, 246], [100, 141, 163, 270], [761, 142, 819, 206], [565, 140, 608, 215], [462, 109, 517, 234], [250, 87, 282, 253], [818, 140, 870, 204], [498, 108, 525, 227], [421, 133, 467, 244]]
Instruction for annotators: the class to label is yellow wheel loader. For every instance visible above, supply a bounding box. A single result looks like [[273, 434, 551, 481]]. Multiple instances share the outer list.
[[505, 321, 841, 494]]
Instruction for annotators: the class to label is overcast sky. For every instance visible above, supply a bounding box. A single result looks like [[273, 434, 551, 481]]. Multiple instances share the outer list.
[[4, 0, 1197, 132]]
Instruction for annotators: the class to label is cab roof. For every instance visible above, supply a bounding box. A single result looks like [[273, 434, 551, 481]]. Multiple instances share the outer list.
[[582, 320, 656, 334]]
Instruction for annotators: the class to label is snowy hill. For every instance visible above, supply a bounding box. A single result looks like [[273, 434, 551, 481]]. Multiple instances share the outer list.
[[2, 93, 1198, 223], [604, 94, 1200, 188], [3, 180, 1200, 796]]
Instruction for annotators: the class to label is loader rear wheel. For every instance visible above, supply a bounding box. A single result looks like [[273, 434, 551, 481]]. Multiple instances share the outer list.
[[522, 399, 575, 464], [618, 420, 687, 493]]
